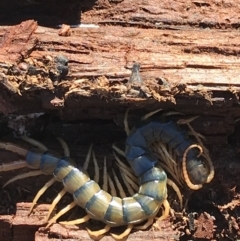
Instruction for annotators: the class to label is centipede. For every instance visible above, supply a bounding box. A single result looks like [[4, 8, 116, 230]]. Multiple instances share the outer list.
[[0, 110, 214, 240]]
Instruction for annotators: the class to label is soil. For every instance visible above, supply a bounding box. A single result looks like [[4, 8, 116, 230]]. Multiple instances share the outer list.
[[0, 0, 240, 241]]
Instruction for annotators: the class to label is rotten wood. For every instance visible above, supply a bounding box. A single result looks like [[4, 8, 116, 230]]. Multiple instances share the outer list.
[[0, 203, 179, 241], [0, 19, 240, 123], [1, 1, 240, 241]]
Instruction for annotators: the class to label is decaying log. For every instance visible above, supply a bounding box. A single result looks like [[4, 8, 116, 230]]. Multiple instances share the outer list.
[[0, 203, 179, 241], [0, 20, 240, 122], [1, 1, 240, 241]]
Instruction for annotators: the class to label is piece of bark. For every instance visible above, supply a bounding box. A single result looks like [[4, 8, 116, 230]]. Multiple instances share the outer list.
[[0, 215, 12, 241], [0, 20, 240, 123], [0, 203, 49, 241], [36, 220, 179, 241], [0, 202, 179, 241]]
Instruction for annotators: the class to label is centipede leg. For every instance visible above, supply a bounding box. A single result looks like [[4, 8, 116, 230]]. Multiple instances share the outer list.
[[21, 136, 48, 151], [102, 157, 108, 192], [141, 108, 162, 121], [134, 218, 154, 230], [47, 201, 77, 227], [153, 199, 170, 229], [3, 170, 42, 188], [124, 108, 130, 135], [167, 178, 183, 209], [46, 188, 67, 221], [111, 224, 134, 240], [87, 225, 111, 240]]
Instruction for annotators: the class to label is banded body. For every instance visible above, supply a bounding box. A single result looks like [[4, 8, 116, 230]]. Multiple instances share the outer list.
[[0, 118, 213, 234]]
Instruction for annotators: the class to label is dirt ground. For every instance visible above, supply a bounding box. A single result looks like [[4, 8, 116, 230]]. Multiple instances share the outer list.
[[1, 0, 240, 241]]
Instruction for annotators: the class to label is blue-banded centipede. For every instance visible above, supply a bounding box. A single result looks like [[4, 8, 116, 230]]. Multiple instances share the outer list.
[[0, 112, 214, 240]]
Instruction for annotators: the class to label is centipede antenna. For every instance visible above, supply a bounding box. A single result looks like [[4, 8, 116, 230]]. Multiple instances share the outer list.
[[186, 123, 209, 157], [60, 214, 90, 225], [141, 108, 162, 121], [167, 178, 183, 209], [182, 144, 203, 190], [112, 169, 126, 198], [108, 174, 117, 196], [83, 144, 93, 171], [111, 224, 134, 240], [46, 188, 67, 221], [47, 201, 77, 228], [0, 160, 27, 172], [3, 170, 43, 188], [134, 217, 154, 230], [102, 157, 108, 192], [28, 177, 56, 215], [87, 225, 111, 239], [21, 136, 48, 151], [120, 171, 135, 196], [0, 142, 28, 156], [124, 108, 130, 135], [92, 151, 99, 183], [181, 120, 214, 184], [56, 137, 70, 157]]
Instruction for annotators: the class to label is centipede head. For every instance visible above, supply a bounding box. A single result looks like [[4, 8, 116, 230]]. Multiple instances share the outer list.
[[186, 157, 210, 185]]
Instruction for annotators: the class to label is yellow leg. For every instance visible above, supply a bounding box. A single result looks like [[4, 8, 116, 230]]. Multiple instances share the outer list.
[[112, 169, 126, 198], [87, 225, 111, 240], [120, 171, 135, 196], [112, 143, 125, 157], [102, 156, 108, 192], [0, 142, 29, 157], [47, 201, 76, 228], [21, 136, 48, 151], [83, 144, 93, 171], [60, 214, 90, 225], [153, 199, 170, 229], [108, 174, 117, 196], [92, 151, 99, 183], [113, 151, 135, 176], [141, 109, 162, 120], [3, 170, 42, 188], [29, 177, 56, 215], [56, 137, 70, 156], [167, 178, 183, 209], [46, 188, 67, 221], [111, 224, 134, 240], [134, 218, 154, 230]]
